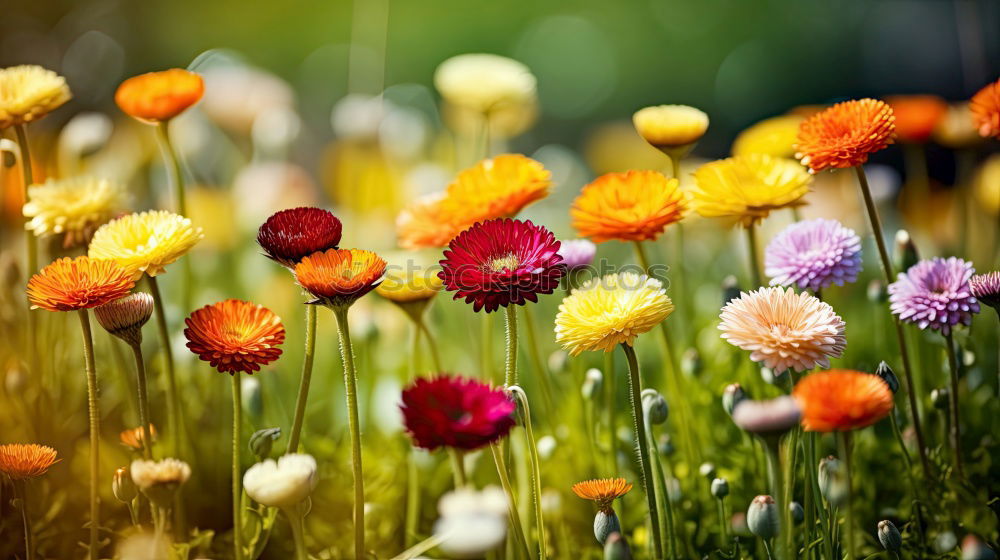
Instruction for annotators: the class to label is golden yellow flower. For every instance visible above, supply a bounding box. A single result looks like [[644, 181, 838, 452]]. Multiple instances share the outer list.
[[974, 154, 1000, 216], [88, 210, 204, 279], [23, 176, 127, 247], [732, 115, 805, 158], [555, 272, 674, 356], [691, 154, 811, 226], [632, 104, 709, 151], [0, 65, 71, 130], [376, 269, 443, 304], [434, 54, 537, 115]]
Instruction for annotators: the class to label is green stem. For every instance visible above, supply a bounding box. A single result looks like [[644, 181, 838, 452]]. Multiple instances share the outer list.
[[147, 275, 181, 457], [78, 310, 100, 560], [405, 447, 420, 546], [449, 449, 467, 488], [763, 539, 775, 560], [16, 481, 33, 560], [745, 223, 764, 287], [510, 386, 547, 559], [14, 124, 38, 375], [668, 154, 681, 181], [490, 443, 531, 557], [716, 497, 729, 552], [504, 305, 518, 386], [155, 121, 187, 216], [284, 507, 308, 560], [287, 304, 317, 454], [646, 411, 676, 559], [837, 432, 854, 560], [129, 343, 153, 460], [604, 351, 616, 474], [806, 433, 833, 560], [943, 332, 965, 478], [482, 313, 494, 380], [231, 374, 244, 560], [333, 307, 366, 559], [764, 438, 789, 560], [521, 306, 555, 421], [416, 319, 443, 372]]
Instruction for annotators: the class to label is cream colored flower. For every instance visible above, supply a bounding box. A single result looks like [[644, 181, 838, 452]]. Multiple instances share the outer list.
[[632, 104, 709, 150], [434, 54, 537, 114], [0, 65, 71, 129], [243, 453, 317, 509], [434, 486, 509, 558], [23, 176, 127, 247], [88, 210, 204, 279], [130, 458, 191, 489]]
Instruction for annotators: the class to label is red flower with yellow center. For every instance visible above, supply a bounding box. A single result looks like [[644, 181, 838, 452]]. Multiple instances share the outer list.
[[572, 478, 633, 512], [115, 68, 204, 123], [184, 299, 285, 374], [0, 443, 59, 480], [571, 170, 686, 243], [792, 369, 894, 432], [27, 257, 135, 312], [257, 207, 343, 268], [294, 248, 387, 308], [886, 95, 947, 143], [970, 77, 1000, 139], [795, 99, 895, 173]]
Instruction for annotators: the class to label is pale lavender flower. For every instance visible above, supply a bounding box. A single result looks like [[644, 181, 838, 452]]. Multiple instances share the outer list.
[[765, 218, 862, 292], [558, 239, 596, 271], [970, 271, 1000, 311], [888, 257, 980, 335], [731, 396, 802, 437]]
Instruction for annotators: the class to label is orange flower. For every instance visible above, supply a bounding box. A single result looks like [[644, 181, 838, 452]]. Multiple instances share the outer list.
[[886, 95, 947, 143], [970, 77, 1000, 138], [572, 478, 633, 512], [792, 370, 894, 432], [795, 99, 895, 173], [396, 194, 468, 250], [571, 170, 686, 242], [27, 257, 135, 312], [0, 443, 59, 480], [295, 248, 387, 308], [115, 69, 204, 123], [120, 425, 157, 450], [184, 299, 285, 375]]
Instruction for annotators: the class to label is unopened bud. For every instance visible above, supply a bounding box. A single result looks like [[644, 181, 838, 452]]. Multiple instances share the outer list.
[[877, 520, 902, 551], [681, 348, 701, 378], [936, 531, 958, 553], [603, 532, 632, 560], [722, 275, 741, 305], [722, 383, 747, 416], [711, 478, 729, 499], [594, 510, 621, 545], [818, 456, 848, 507], [747, 495, 779, 539], [875, 361, 899, 393], [931, 387, 949, 410], [548, 350, 568, 373], [657, 433, 675, 457], [242, 376, 263, 419], [868, 278, 886, 303], [113, 466, 138, 503], [789, 501, 804, 525], [894, 230, 919, 272], [641, 389, 668, 425], [249, 427, 281, 459], [961, 534, 998, 560], [699, 462, 716, 480], [582, 368, 603, 400]]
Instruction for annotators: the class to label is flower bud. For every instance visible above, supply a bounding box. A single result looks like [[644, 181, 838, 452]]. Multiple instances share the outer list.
[[760, 367, 788, 386], [603, 532, 632, 560], [536, 435, 557, 460], [961, 534, 997, 560], [894, 229, 919, 273], [582, 368, 603, 400], [681, 348, 701, 378], [641, 389, 669, 425], [875, 361, 899, 393], [722, 383, 747, 416], [935, 531, 958, 553], [867, 278, 886, 303], [789, 501, 804, 525], [711, 478, 729, 499], [242, 376, 263, 419], [931, 387, 949, 410], [548, 350, 568, 374], [747, 495, 780, 539], [94, 293, 154, 347], [113, 466, 138, 503], [657, 433, 675, 457], [722, 275, 741, 305], [594, 510, 621, 545], [699, 462, 716, 480], [249, 427, 281, 460], [818, 456, 848, 507], [877, 520, 902, 551]]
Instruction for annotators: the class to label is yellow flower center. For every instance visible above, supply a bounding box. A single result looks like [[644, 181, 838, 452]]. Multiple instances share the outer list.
[[487, 253, 520, 272]]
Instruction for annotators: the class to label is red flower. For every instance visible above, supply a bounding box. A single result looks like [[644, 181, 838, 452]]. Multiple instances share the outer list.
[[438, 218, 564, 313], [257, 207, 343, 268], [400, 375, 516, 451], [184, 299, 285, 374]]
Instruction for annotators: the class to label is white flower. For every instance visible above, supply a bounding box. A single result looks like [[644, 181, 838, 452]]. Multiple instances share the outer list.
[[243, 453, 317, 508], [434, 54, 536, 114], [130, 458, 191, 489], [433, 486, 509, 558]]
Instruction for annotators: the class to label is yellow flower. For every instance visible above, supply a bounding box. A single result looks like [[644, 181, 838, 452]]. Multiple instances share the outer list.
[[23, 176, 127, 247], [731, 115, 804, 158], [434, 54, 537, 115], [376, 270, 443, 303], [974, 154, 1000, 217], [632, 104, 709, 152], [555, 272, 674, 356], [691, 154, 811, 227], [88, 210, 204, 279], [0, 65, 71, 129]]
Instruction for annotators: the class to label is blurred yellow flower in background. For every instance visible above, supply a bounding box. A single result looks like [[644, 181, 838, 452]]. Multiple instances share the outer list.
[[434, 54, 537, 115], [88, 210, 204, 279], [376, 269, 443, 304], [186, 186, 238, 250], [692, 154, 811, 226], [732, 115, 804, 158], [934, 103, 983, 149], [23, 176, 127, 248], [0, 65, 71, 130], [974, 154, 1000, 216], [632, 104, 709, 153]]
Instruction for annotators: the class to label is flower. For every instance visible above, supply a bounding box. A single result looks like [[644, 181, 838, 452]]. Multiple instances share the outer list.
[[130, 458, 190, 505], [22, 176, 127, 248], [731, 396, 802, 437], [400, 375, 516, 451], [719, 287, 846, 372], [793, 370, 894, 432], [632, 104, 709, 150], [970, 272, 1000, 311], [439, 218, 564, 313], [433, 486, 509, 558], [243, 453, 317, 508], [119, 425, 157, 450], [572, 478, 633, 513], [0, 443, 59, 480], [184, 299, 286, 374], [557, 239, 597, 271], [396, 193, 468, 250], [88, 210, 204, 280], [691, 155, 811, 226], [571, 170, 686, 242], [765, 218, 862, 291], [257, 207, 342, 268], [95, 293, 155, 346], [886, 95, 948, 143], [0, 65, 71, 129], [375, 268, 443, 304], [115, 68, 204, 123], [888, 257, 980, 335], [434, 54, 536, 114], [934, 103, 983, 148], [795, 98, 895, 173], [555, 272, 674, 356], [27, 257, 135, 312], [732, 115, 805, 158], [970, 77, 1000, 138], [295, 248, 387, 308]]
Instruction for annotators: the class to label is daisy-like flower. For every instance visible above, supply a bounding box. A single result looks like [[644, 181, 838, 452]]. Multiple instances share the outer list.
[[295, 248, 387, 309], [719, 287, 846, 372], [732, 114, 805, 158], [888, 257, 980, 334], [439, 218, 564, 313], [571, 170, 686, 242], [555, 272, 674, 356], [257, 207, 342, 268], [886, 95, 948, 143], [400, 375, 516, 451], [793, 370, 894, 432], [184, 299, 286, 374], [22, 176, 127, 247], [27, 256, 135, 312], [0, 443, 59, 480], [434, 54, 536, 115], [795, 98, 895, 173], [557, 239, 597, 271], [765, 218, 862, 292], [119, 425, 157, 451], [243, 453, 318, 509], [970, 272, 1000, 311], [115, 69, 204, 123], [691, 154, 811, 226], [571, 478, 633, 513], [95, 292, 154, 347], [0, 65, 71, 129], [88, 210, 204, 280], [130, 457, 191, 505], [632, 104, 709, 152], [970, 77, 1000, 138]]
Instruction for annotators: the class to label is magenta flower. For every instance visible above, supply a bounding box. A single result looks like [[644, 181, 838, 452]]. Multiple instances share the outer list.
[[557, 239, 597, 271], [439, 218, 565, 313], [400, 375, 516, 451], [888, 257, 980, 334], [970, 271, 1000, 311], [765, 218, 862, 292]]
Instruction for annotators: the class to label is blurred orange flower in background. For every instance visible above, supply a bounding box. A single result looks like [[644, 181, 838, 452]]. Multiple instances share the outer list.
[[793, 370, 894, 432], [115, 68, 204, 123], [970, 77, 1000, 139], [796, 98, 895, 173], [571, 170, 685, 242], [886, 95, 947, 143], [27, 256, 135, 312]]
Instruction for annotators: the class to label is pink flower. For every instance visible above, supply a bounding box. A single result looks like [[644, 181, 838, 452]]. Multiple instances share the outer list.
[[400, 375, 516, 451]]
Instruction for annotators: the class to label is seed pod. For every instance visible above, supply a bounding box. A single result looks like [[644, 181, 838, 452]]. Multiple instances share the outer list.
[[875, 361, 899, 393], [657, 433, 675, 457], [113, 466, 138, 503], [747, 495, 780, 539], [894, 229, 919, 273], [711, 477, 730, 499], [249, 427, 282, 459], [699, 462, 716, 480], [931, 388, 950, 410], [603, 532, 632, 560], [877, 520, 902, 551], [722, 275, 741, 305], [594, 510, 621, 545], [961, 534, 998, 560], [681, 348, 702, 378], [641, 389, 669, 425], [867, 278, 886, 303], [818, 456, 848, 507], [722, 383, 747, 416], [935, 531, 958, 553], [789, 501, 804, 525]]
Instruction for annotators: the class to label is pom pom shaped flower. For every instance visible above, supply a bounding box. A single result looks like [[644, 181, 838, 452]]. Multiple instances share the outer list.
[[888, 257, 980, 334], [572, 478, 632, 513], [691, 155, 811, 226], [184, 299, 285, 374], [571, 170, 686, 242], [971, 77, 1000, 138], [434, 54, 536, 114], [719, 287, 846, 372], [119, 425, 157, 451], [970, 272, 1000, 311], [555, 272, 674, 356], [0, 443, 59, 480], [243, 453, 317, 509], [257, 207, 342, 268], [793, 370, 894, 432], [731, 396, 802, 437], [632, 104, 709, 150], [88, 210, 204, 279], [115, 69, 204, 123], [439, 218, 564, 313], [95, 292, 154, 347], [27, 257, 135, 312], [557, 239, 597, 271], [765, 218, 862, 291], [886, 95, 947, 143], [732, 114, 805, 158], [400, 375, 516, 451], [795, 99, 895, 173], [23, 176, 126, 248], [0, 65, 71, 129], [295, 248, 387, 308]]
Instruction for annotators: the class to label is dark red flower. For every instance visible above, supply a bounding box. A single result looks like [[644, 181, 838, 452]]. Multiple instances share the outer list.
[[400, 375, 516, 451], [438, 218, 564, 313], [257, 207, 343, 268]]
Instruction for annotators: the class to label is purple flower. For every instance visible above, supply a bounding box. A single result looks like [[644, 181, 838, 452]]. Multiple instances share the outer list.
[[557, 239, 596, 271], [888, 257, 980, 335], [765, 218, 862, 292], [970, 271, 1000, 311]]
